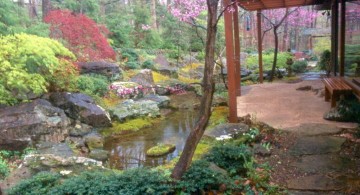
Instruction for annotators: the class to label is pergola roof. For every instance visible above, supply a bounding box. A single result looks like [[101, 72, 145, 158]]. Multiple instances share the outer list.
[[237, 0, 327, 11]]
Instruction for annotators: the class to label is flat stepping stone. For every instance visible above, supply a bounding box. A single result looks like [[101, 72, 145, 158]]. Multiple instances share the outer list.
[[291, 154, 354, 174], [289, 123, 342, 136], [290, 136, 345, 155], [287, 175, 345, 191]]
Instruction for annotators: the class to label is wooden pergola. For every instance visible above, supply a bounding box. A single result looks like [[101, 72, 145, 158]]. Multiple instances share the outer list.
[[224, 0, 347, 122]]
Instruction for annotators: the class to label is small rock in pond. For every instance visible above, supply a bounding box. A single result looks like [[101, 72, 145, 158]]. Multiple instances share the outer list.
[[84, 132, 104, 150], [146, 144, 176, 157]]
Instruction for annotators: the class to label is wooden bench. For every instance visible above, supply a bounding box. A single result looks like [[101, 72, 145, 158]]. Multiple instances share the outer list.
[[322, 77, 353, 107]]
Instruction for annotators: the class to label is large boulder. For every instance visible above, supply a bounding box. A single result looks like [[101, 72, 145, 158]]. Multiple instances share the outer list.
[[130, 69, 155, 86], [110, 99, 160, 121], [0, 99, 71, 149], [139, 95, 170, 108], [77, 61, 122, 80], [49, 93, 111, 127], [153, 54, 178, 77]]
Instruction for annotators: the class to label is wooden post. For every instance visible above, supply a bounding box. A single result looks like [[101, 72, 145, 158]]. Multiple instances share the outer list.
[[339, 0, 346, 77], [331, 0, 339, 76], [233, 5, 241, 96], [257, 10, 263, 83], [224, 0, 237, 123]]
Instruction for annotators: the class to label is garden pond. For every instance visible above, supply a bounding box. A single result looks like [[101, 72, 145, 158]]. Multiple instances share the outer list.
[[103, 110, 198, 170]]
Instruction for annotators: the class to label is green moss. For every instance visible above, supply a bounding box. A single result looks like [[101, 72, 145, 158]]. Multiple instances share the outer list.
[[207, 106, 229, 129], [146, 144, 176, 157], [152, 71, 170, 83], [193, 141, 212, 161], [101, 118, 154, 136]]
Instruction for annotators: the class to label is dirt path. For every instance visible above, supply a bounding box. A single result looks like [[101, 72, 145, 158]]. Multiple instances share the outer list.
[[257, 123, 360, 194]]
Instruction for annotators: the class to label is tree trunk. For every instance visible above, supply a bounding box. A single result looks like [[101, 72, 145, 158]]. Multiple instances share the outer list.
[[29, 0, 38, 18], [150, 0, 157, 30], [171, 0, 218, 180], [18, 0, 25, 7], [282, 8, 289, 51], [270, 26, 279, 81], [42, 0, 51, 20]]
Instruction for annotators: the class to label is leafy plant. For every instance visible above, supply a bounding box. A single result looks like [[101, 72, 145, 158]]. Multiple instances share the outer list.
[[245, 52, 292, 72], [338, 98, 360, 123], [50, 169, 172, 195], [125, 61, 140, 70], [318, 50, 331, 74], [44, 9, 116, 61], [291, 60, 308, 73], [8, 172, 61, 195], [177, 160, 232, 193], [0, 33, 77, 105], [142, 60, 155, 70], [205, 144, 251, 175], [0, 156, 9, 180], [77, 74, 109, 97]]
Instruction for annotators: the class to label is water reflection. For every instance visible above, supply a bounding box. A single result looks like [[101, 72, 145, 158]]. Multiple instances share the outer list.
[[104, 110, 197, 170]]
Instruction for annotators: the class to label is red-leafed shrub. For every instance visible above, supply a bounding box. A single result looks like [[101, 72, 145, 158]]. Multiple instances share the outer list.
[[44, 10, 116, 62]]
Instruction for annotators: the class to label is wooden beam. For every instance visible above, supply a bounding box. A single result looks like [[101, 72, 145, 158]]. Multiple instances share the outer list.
[[339, 0, 345, 77], [233, 5, 241, 96], [224, 0, 238, 123], [331, 0, 339, 76], [257, 10, 264, 83]]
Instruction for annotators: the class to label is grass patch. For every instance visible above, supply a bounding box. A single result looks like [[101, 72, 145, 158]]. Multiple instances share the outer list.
[[207, 106, 229, 129], [178, 75, 200, 84], [181, 63, 203, 73], [101, 118, 155, 136], [102, 91, 123, 109], [152, 71, 171, 83], [146, 144, 176, 157]]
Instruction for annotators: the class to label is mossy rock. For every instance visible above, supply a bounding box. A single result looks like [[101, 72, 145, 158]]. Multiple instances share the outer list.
[[146, 144, 176, 157]]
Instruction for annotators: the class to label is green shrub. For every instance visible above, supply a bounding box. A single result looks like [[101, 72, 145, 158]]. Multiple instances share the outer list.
[[77, 74, 109, 97], [318, 50, 331, 72], [142, 60, 155, 70], [125, 61, 140, 69], [0, 156, 9, 180], [8, 172, 61, 195], [245, 52, 292, 72], [292, 60, 308, 73], [177, 160, 232, 193], [121, 48, 139, 62], [50, 169, 172, 195], [338, 98, 360, 123], [205, 144, 251, 175], [0, 33, 77, 105]]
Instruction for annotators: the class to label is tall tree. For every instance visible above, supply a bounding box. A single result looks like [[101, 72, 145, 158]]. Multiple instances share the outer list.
[[169, 0, 235, 180], [150, 0, 157, 29], [42, 0, 52, 19], [262, 7, 317, 81]]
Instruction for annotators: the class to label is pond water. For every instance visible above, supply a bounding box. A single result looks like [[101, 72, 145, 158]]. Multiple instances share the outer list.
[[103, 110, 198, 170]]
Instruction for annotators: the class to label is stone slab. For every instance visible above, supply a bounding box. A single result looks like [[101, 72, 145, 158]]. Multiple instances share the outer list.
[[291, 154, 354, 174], [289, 123, 342, 136], [287, 175, 344, 191], [290, 136, 346, 156]]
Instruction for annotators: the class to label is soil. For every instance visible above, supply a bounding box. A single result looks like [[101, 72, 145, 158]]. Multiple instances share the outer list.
[[255, 127, 360, 194]]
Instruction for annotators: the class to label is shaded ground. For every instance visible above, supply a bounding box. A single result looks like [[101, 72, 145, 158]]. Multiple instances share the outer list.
[[238, 80, 360, 194], [237, 80, 357, 130], [256, 124, 360, 194]]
